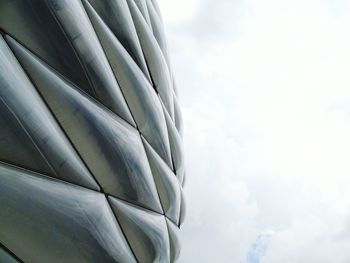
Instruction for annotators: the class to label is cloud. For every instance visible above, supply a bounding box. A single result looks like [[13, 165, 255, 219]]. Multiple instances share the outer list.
[[158, 0, 350, 262]]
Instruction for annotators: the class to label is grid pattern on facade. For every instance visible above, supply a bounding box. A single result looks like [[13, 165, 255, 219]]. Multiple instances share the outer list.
[[0, 0, 185, 262]]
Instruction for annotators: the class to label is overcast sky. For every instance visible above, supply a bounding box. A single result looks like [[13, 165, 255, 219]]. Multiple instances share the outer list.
[[158, 0, 350, 262]]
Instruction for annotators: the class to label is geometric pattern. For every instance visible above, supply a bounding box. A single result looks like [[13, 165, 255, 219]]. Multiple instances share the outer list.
[[0, 0, 185, 262]]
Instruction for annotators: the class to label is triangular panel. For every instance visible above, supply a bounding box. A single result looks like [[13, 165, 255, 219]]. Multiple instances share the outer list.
[[109, 197, 170, 263], [142, 137, 181, 224], [0, 101, 53, 176]]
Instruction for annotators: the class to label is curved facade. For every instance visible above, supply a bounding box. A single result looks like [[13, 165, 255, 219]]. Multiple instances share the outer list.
[[0, 0, 185, 262]]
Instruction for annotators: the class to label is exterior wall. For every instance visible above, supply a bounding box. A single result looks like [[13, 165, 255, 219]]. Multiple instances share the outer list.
[[0, 1, 185, 262]]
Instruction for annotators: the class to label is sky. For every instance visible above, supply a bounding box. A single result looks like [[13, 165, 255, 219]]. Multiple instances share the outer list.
[[157, 0, 350, 262]]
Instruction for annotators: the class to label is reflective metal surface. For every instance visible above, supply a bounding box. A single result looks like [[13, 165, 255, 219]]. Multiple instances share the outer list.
[[110, 197, 170, 263], [126, 0, 175, 119], [0, 0, 185, 262], [83, 1, 173, 168], [87, 0, 151, 80], [161, 101, 186, 184], [0, 162, 136, 263], [0, 36, 99, 190], [166, 218, 182, 263], [143, 137, 181, 224]]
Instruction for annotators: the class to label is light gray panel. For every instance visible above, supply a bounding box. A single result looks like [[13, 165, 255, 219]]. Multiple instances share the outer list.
[[166, 218, 181, 263], [179, 188, 186, 226], [133, 0, 153, 29], [143, 137, 181, 224], [6, 36, 163, 214], [146, 0, 170, 64], [161, 101, 185, 184], [109, 197, 171, 263], [173, 95, 184, 136], [150, 0, 163, 19], [0, 162, 136, 263], [126, 0, 175, 119], [83, 1, 173, 168], [172, 75, 179, 98], [0, 36, 99, 191], [45, 0, 135, 126]]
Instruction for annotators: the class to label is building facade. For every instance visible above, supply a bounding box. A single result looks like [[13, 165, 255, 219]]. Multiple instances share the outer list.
[[0, 0, 185, 262]]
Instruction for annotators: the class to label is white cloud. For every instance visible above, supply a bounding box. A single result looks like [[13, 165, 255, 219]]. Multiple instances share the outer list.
[[158, 0, 350, 262]]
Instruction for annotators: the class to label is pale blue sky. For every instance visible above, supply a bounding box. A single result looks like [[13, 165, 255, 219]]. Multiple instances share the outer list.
[[159, 0, 350, 262]]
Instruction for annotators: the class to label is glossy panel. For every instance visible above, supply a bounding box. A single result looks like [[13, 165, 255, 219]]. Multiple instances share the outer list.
[[172, 73, 179, 96], [0, 101, 53, 176], [161, 101, 185, 184], [46, 0, 135, 125], [146, 0, 170, 64], [173, 95, 184, 136], [0, 162, 136, 263], [0, 36, 99, 191], [166, 218, 182, 263], [150, 0, 163, 19], [181, 171, 187, 188], [6, 36, 163, 213], [126, 0, 175, 119], [83, 1, 173, 168], [0, 0, 92, 93], [143, 137, 181, 224], [109, 197, 170, 263], [133, 0, 153, 29], [86, 0, 151, 80]]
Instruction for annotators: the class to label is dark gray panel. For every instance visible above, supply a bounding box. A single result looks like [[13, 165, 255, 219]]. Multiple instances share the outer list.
[[0, 36, 99, 191], [0, 101, 54, 176], [109, 197, 170, 263], [0, 162, 136, 263], [6, 36, 163, 214], [83, 1, 173, 168]]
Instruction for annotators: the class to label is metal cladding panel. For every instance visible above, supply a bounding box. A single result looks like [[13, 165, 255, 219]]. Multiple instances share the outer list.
[[0, 1, 185, 262]]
